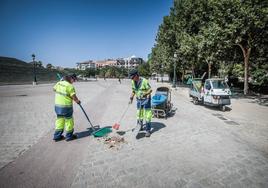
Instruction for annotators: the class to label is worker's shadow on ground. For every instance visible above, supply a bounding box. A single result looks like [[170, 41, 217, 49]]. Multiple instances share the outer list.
[[76, 125, 107, 139], [136, 122, 166, 139]]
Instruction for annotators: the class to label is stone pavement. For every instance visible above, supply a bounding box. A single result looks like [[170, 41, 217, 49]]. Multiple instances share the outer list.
[[71, 81, 268, 188], [0, 80, 267, 187], [0, 82, 106, 169]]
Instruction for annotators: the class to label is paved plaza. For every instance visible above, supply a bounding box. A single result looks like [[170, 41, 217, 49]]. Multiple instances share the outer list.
[[0, 80, 267, 188]]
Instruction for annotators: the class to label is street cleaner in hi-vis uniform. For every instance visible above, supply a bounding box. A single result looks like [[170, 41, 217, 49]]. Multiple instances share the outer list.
[[129, 69, 153, 137], [53, 73, 81, 141]]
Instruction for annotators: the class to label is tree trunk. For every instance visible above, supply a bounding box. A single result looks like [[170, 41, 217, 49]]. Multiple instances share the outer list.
[[208, 62, 212, 78], [244, 55, 249, 94], [238, 44, 251, 95], [191, 65, 195, 78], [181, 68, 185, 83]]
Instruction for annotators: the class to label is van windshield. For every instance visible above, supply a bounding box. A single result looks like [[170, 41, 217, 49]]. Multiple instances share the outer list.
[[211, 80, 228, 89]]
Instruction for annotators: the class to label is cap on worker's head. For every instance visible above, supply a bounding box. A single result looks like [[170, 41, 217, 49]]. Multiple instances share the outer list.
[[69, 73, 77, 81], [129, 69, 139, 79]]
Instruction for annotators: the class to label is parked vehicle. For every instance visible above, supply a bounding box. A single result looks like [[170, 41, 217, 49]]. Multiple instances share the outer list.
[[189, 78, 231, 111], [189, 78, 203, 104]]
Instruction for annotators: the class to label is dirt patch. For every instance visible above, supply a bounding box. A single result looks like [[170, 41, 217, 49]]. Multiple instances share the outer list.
[[97, 135, 127, 150]]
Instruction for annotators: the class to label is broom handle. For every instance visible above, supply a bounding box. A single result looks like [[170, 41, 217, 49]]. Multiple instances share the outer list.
[[78, 104, 95, 130], [118, 103, 130, 124]]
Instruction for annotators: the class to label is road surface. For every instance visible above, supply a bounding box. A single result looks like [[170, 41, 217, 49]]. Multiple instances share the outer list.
[[0, 79, 267, 188]]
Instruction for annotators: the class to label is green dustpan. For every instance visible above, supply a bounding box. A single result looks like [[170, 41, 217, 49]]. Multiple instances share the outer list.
[[79, 104, 112, 138], [93, 127, 112, 137]]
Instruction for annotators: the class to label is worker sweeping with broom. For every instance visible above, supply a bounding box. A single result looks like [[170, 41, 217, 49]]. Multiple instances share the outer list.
[[53, 73, 81, 142], [129, 69, 153, 137]]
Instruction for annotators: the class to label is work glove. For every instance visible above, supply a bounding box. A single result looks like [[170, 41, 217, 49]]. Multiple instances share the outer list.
[[76, 100, 81, 105], [141, 93, 149, 99]]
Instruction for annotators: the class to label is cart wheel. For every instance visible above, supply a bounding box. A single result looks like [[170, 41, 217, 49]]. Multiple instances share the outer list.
[[221, 105, 226, 112], [193, 98, 198, 105]]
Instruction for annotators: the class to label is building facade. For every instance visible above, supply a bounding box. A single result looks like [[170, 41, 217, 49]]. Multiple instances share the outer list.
[[77, 56, 144, 70], [117, 55, 144, 69], [95, 60, 117, 68], [76, 60, 95, 70]]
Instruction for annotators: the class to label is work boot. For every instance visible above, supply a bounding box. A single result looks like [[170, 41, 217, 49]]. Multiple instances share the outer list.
[[145, 122, 151, 133], [66, 134, 78, 142], [53, 135, 65, 142], [53, 130, 64, 141], [138, 120, 144, 130], [137, 120, 143, 125], [145, 131, 151, 137]]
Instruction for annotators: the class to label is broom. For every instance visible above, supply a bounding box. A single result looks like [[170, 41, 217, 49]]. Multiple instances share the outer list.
[[112, 103, 130, 130]]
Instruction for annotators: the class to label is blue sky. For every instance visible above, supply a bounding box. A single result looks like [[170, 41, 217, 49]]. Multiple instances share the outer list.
[[0, 0, 173, 67]]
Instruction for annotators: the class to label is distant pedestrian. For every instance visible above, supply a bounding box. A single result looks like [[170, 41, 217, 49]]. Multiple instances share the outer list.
[[118, 77, 121, 84], [53, 73, 81, 142]]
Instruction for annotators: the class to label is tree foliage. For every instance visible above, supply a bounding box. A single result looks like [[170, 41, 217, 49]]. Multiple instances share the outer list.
[[151, 0, 268, 94], [138, 62, 151, 78], [46, 63, 53, 69], [97, 66, 128, 78], [84, 68, 96, 77]]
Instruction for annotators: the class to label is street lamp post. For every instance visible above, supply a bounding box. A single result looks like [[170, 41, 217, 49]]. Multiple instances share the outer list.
[[161, 64, 163, 82], [127, 61, 129, 78], [172, 53, 177, 88], [32, 54, 37, 85]]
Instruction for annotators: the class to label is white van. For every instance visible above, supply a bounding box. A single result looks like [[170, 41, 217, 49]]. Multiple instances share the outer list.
[[202, 78, 231, 111]]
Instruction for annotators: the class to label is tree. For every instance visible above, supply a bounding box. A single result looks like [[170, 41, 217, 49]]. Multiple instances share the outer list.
[[46, 63, 53, 69], [138, 63, 151, 78], [97, 66, 126, 78], [151, 0, 267, 94], [84, 68, 96, 77], [36, 61, 43, 68], [197, 23, 223, 78], [151, 15, 177, 75], [208, 0, 268, 94]]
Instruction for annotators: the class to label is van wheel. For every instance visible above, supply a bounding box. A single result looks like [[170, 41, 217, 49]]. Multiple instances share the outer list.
[[193, 98, 198, 105]]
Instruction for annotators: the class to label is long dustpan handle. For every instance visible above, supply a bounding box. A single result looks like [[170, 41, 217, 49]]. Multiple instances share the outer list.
[[78, 103, 95, 130]]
